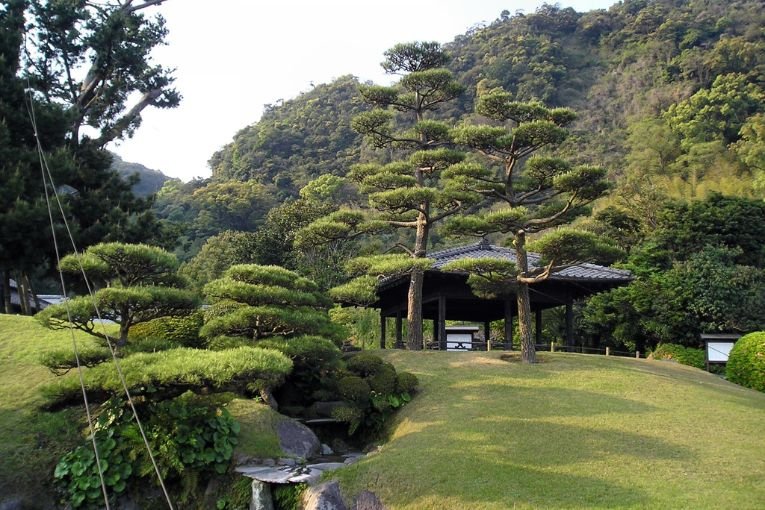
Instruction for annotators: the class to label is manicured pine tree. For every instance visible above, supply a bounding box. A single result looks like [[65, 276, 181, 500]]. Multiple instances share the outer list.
[[200, 264, 342, 344], [299, 42, 482, 349], [444, 87, 613, 363], [37, 242, 198, 348]]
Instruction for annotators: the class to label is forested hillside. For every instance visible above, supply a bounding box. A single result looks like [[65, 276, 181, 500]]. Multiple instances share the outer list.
[[148, 0, 765, 353], [111, 153, 171, 197], [208, 75, 370, 192], [208, 0, 765, 194]]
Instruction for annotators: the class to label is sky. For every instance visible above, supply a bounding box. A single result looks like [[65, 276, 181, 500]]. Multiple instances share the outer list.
[[109, 0, 617, 181]]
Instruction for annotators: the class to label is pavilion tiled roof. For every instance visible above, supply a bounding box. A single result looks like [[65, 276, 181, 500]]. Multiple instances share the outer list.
[[429, 239, 633, 282]]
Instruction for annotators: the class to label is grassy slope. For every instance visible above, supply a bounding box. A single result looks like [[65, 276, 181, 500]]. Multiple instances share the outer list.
[[0, 314, 98, 505], [0, 315, 284, 506], [333, 351, 765, 510]]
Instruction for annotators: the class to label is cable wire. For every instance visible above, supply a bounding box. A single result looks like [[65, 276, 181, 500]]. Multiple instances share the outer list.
[[24, 86, 175, 510]]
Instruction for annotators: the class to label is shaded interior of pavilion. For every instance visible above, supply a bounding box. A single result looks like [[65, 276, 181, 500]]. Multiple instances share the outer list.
[[370, 241, 633, 351]]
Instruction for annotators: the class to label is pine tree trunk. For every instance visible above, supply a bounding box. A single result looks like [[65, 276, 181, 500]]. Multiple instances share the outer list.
[[406, 167, 429, 350], [2, 270, 11, 314], [17, 273, 30, 315], [406, 268, 424, 350], [23, 272, 40, 313], [118, 304, 131, 347], [516, 282, 536, 363], [514, 230, 537, 363]]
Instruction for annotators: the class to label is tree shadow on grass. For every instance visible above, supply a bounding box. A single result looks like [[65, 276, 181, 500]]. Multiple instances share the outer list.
[[444, 380, 658, 420], [334, 382, 688, 509], [340, 421, 668, 509]]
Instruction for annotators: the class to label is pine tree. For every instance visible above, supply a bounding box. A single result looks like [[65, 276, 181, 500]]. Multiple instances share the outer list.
[[445, 87, 612, 362], [200, 264, 342, 344], [299, 42, 482, 349], [37, 243, 198, 347]]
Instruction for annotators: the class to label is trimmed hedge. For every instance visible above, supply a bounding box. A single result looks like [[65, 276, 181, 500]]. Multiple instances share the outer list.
[[396, 372, 419, 393], [337, 376, 371, 403], [726, 332, 765, 392], [346, 352, 385, 376], [129, 311, 204, 348], [43, 347, 292, 407], [648, 344, 705, 369]]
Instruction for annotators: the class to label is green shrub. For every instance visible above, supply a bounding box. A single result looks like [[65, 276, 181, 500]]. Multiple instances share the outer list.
[[726, 332, 765, 392], [649, 344, 705, 369], [43, 347, 293, 407], [129, 312, 204, 348], [368, 363, 397, 395], [337, 376, 371, 404], [346, 352, 385, 376], [396, 372, 419, 394], [271, 336, 342, 365], [53, 395, 239, 509], [257, 336, 343, 407], [206, 335, 252, 351]]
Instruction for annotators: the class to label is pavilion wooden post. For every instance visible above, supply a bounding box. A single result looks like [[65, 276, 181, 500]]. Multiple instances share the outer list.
[[438, 295, 447, 351], [484, 321, 491, 352], [535, 308, 543, 346], [432, 319, 438, 349], [380, 312, 386, 349], [565, 301, 574, 352], [504, 298, 513, 350], [395, 312, 403, 349]]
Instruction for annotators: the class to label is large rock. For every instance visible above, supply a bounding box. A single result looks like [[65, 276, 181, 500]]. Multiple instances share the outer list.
[[352, 491, 387, 510], [302, 480, 347, 510], [250, 480, 274, 510], [276, 418, 321, 460]]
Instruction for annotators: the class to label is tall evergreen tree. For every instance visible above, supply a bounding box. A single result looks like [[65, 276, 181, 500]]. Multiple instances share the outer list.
[[445, 87, 611, 362], [299, 42, 481, 349], [0, 0, 179, 312]]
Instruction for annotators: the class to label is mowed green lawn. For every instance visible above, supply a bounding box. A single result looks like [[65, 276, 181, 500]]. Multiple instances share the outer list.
[[0, 314, 102, 505], [3, 314, 765, 509], [333, 350, 765, 509]]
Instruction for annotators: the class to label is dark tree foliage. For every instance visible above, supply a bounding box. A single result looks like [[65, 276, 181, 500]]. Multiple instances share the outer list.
[[650, 194, 765, 268], [579, 195, 765, 351], [0, 0, 179, 312]]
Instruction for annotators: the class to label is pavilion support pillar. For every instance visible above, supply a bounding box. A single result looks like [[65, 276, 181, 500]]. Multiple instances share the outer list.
[[504, 298, 513, 351], [380, 312, 386, 349], [438, 295, 447, 351], [432, 319, 438, 349], [565, 301, 574, 352], [484, 321, 491, 351], [535, 308, 543, 346], [395, 312, 404, 349]]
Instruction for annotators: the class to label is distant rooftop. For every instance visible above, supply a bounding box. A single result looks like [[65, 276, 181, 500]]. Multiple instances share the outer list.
[[429, 239, 633, 282]]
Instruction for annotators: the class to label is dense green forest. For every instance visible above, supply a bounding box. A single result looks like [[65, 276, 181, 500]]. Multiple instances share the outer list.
[[146, 0, 765, 353], [206, 0, 765, 193], [3, 2, 765, 506], [5, 0, 765, 352]]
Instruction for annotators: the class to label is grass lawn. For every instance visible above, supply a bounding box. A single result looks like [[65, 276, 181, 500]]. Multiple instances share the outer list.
[[332, 350, 765, 509], [0, 315, 285, 506], [0, 314, 102, 506], [4, 314, 765, 509]]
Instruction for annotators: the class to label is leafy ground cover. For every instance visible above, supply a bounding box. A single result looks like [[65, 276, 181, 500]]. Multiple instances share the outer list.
[[332, 351, 765, 509]]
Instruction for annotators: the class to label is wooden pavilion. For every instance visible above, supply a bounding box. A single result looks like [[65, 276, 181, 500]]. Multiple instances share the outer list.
[[371, 239, 633, 350]]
